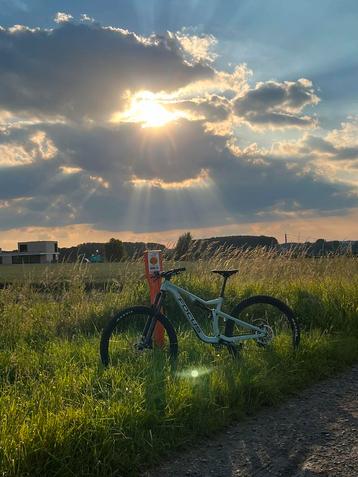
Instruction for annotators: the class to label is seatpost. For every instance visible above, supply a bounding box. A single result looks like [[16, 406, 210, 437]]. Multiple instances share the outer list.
[[220, 276, 228, 298]]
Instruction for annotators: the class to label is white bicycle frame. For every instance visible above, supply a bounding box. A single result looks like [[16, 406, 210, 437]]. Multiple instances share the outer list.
[[160, 279, 267, 345]]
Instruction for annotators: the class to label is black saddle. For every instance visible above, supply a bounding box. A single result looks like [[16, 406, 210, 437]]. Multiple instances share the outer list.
[[211, 269, 238, 278]]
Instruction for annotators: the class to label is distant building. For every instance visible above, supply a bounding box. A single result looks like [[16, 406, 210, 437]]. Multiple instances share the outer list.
[[0, 241, 59, 265]]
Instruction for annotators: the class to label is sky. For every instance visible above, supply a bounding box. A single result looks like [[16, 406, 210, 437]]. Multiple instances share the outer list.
[[0, 0, 357, 248]]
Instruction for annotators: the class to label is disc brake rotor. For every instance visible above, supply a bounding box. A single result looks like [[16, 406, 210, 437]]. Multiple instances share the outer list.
[[256, 323, 274, 346]]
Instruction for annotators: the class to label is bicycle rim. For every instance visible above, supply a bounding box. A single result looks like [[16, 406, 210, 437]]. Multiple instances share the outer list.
[[101, 307, 177, 366], [226, 296, 299, 350]]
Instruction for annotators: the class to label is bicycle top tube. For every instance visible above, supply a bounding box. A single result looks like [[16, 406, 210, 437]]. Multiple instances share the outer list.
[[160, 278, 265, 344]]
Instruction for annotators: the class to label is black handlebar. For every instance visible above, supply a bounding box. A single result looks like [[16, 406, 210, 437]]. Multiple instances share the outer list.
[[153, 267, 186, 279]]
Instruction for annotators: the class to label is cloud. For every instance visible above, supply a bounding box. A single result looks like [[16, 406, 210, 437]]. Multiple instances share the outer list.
[[272, 119, 358, 162], [0, 125, 57, 166], [80, 14, 95, 24], [45, 119, 225, 183], [54, 12, 73, 24], [303, 135, 358, 161], [1, 205, 358, 250], [173, 28, 218, 64], [130, 169, 210, 190], [270, 119, 358, 190], [325, 117, 358, 153], [233, 78, 319, 129], [0, 19, 355, 240], [169, 95, 231, 122], [0, 117, 355, 233], [0, 143, 33, 166], [0, 22, 212, 120]]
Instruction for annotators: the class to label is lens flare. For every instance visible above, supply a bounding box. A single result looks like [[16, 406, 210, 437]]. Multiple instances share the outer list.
[[177, 367, 212, 379]]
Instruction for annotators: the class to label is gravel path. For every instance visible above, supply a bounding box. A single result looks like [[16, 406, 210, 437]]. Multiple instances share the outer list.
[[144, 366, 358, 477]]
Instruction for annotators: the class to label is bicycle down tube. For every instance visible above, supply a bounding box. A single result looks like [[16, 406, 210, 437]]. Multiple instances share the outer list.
[[160, 280, 267, 345]]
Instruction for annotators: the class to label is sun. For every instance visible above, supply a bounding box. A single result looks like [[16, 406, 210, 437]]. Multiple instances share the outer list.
[[111, 91, 183, 128], [132, 93, 175, 127]]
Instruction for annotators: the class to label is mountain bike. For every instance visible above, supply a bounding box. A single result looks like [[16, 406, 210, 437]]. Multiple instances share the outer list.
[[100, 268, 300, 366]]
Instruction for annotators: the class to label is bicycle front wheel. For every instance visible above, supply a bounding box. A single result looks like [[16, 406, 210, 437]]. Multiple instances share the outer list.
[[100, 306, 178, 366], [225, 295, 300, 351]]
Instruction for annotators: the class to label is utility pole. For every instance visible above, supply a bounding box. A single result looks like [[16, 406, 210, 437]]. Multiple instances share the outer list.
[[284, 233, 288, 244]]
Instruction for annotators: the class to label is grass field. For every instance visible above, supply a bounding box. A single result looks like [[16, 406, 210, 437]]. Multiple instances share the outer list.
[[0, 251, 358, 476]]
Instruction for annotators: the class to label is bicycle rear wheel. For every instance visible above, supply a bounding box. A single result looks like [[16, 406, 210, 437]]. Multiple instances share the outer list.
[[225, 295, 300, 352], [100, 306, 178, 366]]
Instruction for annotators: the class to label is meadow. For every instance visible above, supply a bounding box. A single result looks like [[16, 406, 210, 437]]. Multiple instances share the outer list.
[[0, 250, 358, 476]]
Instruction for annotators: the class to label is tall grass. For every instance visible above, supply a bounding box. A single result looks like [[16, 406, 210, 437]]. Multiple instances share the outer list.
[[0, 251, 357, 476]]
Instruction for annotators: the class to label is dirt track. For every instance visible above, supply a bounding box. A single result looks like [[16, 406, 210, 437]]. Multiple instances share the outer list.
[[144, 366, 358, 477]]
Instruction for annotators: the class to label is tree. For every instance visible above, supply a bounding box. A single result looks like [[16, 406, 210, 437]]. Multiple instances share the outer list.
[[104, 238, 125, 262], [175, 232, 192, 260], [313, 239, 326, 256]]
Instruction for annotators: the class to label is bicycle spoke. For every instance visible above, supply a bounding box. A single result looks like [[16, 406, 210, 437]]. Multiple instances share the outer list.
[[100, 306, 178, 366], [225, 296, 299, 351]]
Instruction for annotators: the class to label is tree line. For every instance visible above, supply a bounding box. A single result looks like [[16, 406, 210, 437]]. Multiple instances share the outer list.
[[59, 239, 165, 262], [59, 233, 358, 262]]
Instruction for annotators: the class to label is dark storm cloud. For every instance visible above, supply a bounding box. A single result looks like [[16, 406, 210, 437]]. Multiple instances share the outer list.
[[0, 22, 212, 119], [209, 150, 355, 217], [73, 139, 357, 232], [0, 119, 355, 232], [45, 120, 225, 182], [0, 158, 83, 200], [234, 79, 319, 128]]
